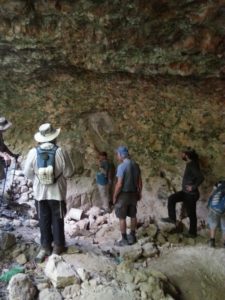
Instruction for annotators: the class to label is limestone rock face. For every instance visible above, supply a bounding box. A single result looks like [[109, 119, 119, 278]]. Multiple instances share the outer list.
[[0, 0, 224, 221], [0, 0, 224, 78]]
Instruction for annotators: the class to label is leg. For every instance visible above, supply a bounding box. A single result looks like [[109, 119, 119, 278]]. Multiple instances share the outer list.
[[49, 200, 66, 252], [37, 200, 53, 249], [128, 194, 137, 232], [98, 184, 110, 211], [102, 184, 110, 211], [119, 218, 127, 235], [167, 191, 184, 222], [184, 194, 198, 236], [127, 193, 138, 244], [35, 200, 53, 263], [207, 210, 219, 247], [130, 217, 137, 232], [114, 193, 129, 246], [220, 215, 225, 247], [114, 218, 128, 246]]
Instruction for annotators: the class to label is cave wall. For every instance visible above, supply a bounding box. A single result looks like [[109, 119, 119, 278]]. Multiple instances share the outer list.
[[1, 0, 225, 77], [0, 0, 225, 213]]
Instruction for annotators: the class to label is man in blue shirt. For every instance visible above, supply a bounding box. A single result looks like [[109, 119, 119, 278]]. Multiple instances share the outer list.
[[96, 151, 111, 213], [113, 146, 142, 246]]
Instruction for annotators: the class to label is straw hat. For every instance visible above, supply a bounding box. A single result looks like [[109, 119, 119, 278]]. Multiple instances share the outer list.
[[34, 123, 61, 143], [0, 117, 12, 131]]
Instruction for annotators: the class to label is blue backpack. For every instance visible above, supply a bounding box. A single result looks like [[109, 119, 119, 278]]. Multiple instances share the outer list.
[[36, 145, 58, 185], [208, 181, 225, 215]]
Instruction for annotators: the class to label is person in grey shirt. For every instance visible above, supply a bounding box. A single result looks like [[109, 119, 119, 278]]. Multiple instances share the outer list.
[[113, 146, 142, 246]]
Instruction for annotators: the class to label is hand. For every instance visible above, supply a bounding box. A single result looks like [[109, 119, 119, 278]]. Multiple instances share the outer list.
[[2, 153, 11, 167], [185, 185, 192, 192], [14, 153, 20, 161], [137, 192, 142, 201], [5, 158, 11, 167]]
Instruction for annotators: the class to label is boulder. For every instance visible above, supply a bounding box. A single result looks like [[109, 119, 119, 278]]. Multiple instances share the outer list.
[[62, 284, 81, 299], [118, 244, 143, 261], [18, 192, 29, 204], [39, 288, 63, 300], [8, 273, 37, 300], [21, 186, 29, 193], [0, 231, 16, 250], [86, 206, 102, 217], [65, 222, 81, 237], [76, 219, 89, 230], [76, 268, 91, 282], [68, 208, 84, 221], [142, 242, 159, 258], [15, 253, 27, 265], [45, 254, 80, 288]]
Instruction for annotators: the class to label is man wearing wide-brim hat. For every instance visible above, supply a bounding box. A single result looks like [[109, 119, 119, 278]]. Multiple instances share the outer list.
[[24, 123, 74, 263], [0, 116, 18, 180]]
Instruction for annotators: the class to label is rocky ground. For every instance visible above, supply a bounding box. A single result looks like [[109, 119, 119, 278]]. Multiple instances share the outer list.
[[1, 168, 225, 300]]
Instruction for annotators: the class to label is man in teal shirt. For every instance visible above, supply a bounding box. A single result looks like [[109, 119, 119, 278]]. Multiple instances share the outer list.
[[96, 151, 111, 213]]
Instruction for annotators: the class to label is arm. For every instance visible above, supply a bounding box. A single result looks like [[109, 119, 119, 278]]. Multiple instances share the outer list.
[[0, 152, 12, 167], [137, 173, 143, 199], [3, 144, 17, 158], [113, 163, 125, 204], [136, 165, 142, 200], [23, 149, 36, 181], [113, 177, 123, 204], [185, 162, 204, 192], [61, 149, 75, 179]]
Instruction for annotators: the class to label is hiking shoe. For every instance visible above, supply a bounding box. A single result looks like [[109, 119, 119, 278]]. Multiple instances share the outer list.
[[52, 245, 67, 255], [127, 234, 137, 245], [100, 207, 111, 214], [35, 248, 52, 263], [161, 217, 176, 224], [115, 238, 129, 247], [208, 239, 215, 247]]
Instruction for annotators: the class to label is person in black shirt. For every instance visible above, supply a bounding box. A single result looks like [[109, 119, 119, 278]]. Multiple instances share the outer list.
[[161, 148, 204, 237]]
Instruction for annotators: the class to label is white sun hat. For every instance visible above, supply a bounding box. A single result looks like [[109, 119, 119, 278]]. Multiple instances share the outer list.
[[34, 123, 61, 143], [0, 117, 12, 131]]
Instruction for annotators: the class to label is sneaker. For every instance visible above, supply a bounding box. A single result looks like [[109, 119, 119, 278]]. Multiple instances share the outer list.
[[52, 245, 67, 255], [208, 239, 215, 247], [127, 234, 137, 245], [35, 247, 52, 263], [161, 217, 176, 224], [114, 238, 129, 247]]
